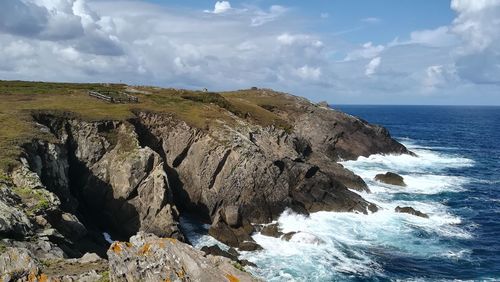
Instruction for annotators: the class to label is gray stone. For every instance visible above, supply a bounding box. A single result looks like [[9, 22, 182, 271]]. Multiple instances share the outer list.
[[395, 206, 429, 218], [107, 232, 258, 281], [375, 172, 407, 186]]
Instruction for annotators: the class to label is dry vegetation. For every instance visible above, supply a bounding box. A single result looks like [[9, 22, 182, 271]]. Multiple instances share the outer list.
[[0, 80, 295, 172]]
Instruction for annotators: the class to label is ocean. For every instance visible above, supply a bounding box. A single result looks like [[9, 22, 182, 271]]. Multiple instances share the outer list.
[[182, 105, 500, 281]]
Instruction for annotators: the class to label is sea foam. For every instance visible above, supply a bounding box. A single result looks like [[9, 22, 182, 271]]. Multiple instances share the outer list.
[[183, 140, 475, 281]]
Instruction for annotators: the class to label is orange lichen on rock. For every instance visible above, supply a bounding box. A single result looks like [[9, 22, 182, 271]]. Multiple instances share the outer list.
[[139, 243, 151, 255], [176, 267, 186, 279], [126, 242, 133, 248], [111, 242, 123, 253], [28, 272, 37, 282], [38, 274, 48, 282], [225, 274, 240, 282]]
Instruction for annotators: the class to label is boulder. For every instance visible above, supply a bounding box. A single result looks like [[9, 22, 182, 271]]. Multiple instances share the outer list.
[[208, 210, 256, 249], [281, 232, 297, 241], [317, 101, 329, 108], [107, 232, 257, 281], [238, 241, 263, 252], [0, 186, 33, 238], [281, 232, 325, 245], [0, 247, 41, 281], [375, 172, 407, 186], [395, 206, 429, 218], [261, 223, 283, 238], [201, 245, 238, 261]]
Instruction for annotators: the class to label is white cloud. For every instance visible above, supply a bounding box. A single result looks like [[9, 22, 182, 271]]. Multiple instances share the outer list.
[[277, 33, 323, 48], [320, 13, 329, 19], [345, 42, 384, 61], [205, 1, 232, 14], [0, 0, 499, 104], [251, 5, 286, 27], [361, 17, 381, 24], [409, 26, 457, 47], [450, 0, 500, 84], [294, 65, 321, 80], [365, 57, 381, 76]]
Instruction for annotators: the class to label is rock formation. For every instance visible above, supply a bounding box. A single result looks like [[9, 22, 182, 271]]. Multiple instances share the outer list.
[[107, 232, 257, 281], [0, 87, 412, 280], [395, 206, 429, 218], [375, 172, 407, 186]]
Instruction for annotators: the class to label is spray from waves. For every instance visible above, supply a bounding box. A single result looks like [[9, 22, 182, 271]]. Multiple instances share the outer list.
[[183, 139, 476, 281]]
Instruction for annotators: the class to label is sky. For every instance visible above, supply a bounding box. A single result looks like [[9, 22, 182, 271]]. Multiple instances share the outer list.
[[0, 0, 499, 105]]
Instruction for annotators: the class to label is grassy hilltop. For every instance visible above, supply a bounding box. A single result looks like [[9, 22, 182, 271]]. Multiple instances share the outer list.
[[0, 80, 294, 172]]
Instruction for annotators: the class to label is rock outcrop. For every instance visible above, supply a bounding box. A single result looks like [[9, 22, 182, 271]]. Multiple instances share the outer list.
[[0, 88, 413, 280], [260, 223, 283, 238], [107, 232, 257, 281], [375, 172, 407, 186], [395, 206, 429, 218]]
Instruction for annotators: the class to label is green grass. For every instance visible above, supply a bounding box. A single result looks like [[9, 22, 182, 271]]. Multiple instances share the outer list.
[[0, 242, 6, 254], [232, 262, 247, 272], [12, 186, 52, 215], [97, 271, 110, 282], [0, 80, 295, 173]]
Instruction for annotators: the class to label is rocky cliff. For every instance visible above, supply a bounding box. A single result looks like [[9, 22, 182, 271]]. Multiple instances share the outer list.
[[0, 85, 411, 280]]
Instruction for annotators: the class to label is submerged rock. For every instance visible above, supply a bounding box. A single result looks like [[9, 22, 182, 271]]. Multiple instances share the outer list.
[[375, 172, 407, 186], [107, 232, 257, 281], [395, 206, 429, 218], [281, 231, 325, 245], [281, 231, 298, 241]]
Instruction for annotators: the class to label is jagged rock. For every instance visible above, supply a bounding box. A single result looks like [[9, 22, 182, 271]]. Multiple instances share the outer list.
[[375, 172, 407, 186], [227, 247, 240, 257], [317, 101, 329, 108], [240, 259, 257, 268], [208, 210, 256, 248], [22, 141, 76, 211], [261, 223, 283, 238], [0, 247, 41, 281], [11, 162, 44, 190], [74, 123, 183, 241], [136, 112, 380, 231], [17, 97, 411, 259], [281, 232, 297, 241], [55, 212, 88, 241], [238, 241, 263, 251], [2, 237, 66, 260], [395, 206, 429, 218], [201, 245, 238, 261], [0, 186, 32, 238], [225, 205, 241, 227], [107, 232, 257, 281]]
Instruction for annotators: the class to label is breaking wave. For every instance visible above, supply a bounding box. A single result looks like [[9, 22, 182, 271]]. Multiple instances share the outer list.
[[184, 139, 476, 281]]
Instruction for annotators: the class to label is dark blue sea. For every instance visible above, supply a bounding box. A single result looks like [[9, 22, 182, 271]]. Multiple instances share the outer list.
[[184, 105, 500, 281]]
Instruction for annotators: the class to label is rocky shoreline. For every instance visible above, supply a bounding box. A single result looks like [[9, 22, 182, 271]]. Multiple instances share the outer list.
[[0, 89, 411, 281]]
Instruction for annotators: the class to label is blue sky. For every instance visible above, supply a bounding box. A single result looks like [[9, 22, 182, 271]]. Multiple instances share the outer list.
[[0, 0, 499, 105]]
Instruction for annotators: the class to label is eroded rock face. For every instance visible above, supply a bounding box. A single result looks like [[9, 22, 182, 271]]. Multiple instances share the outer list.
[[107, 232, 257, 282], [375, 172, 407, 187], [0, 185, 32, 238], [135, 112, 379, 246]]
